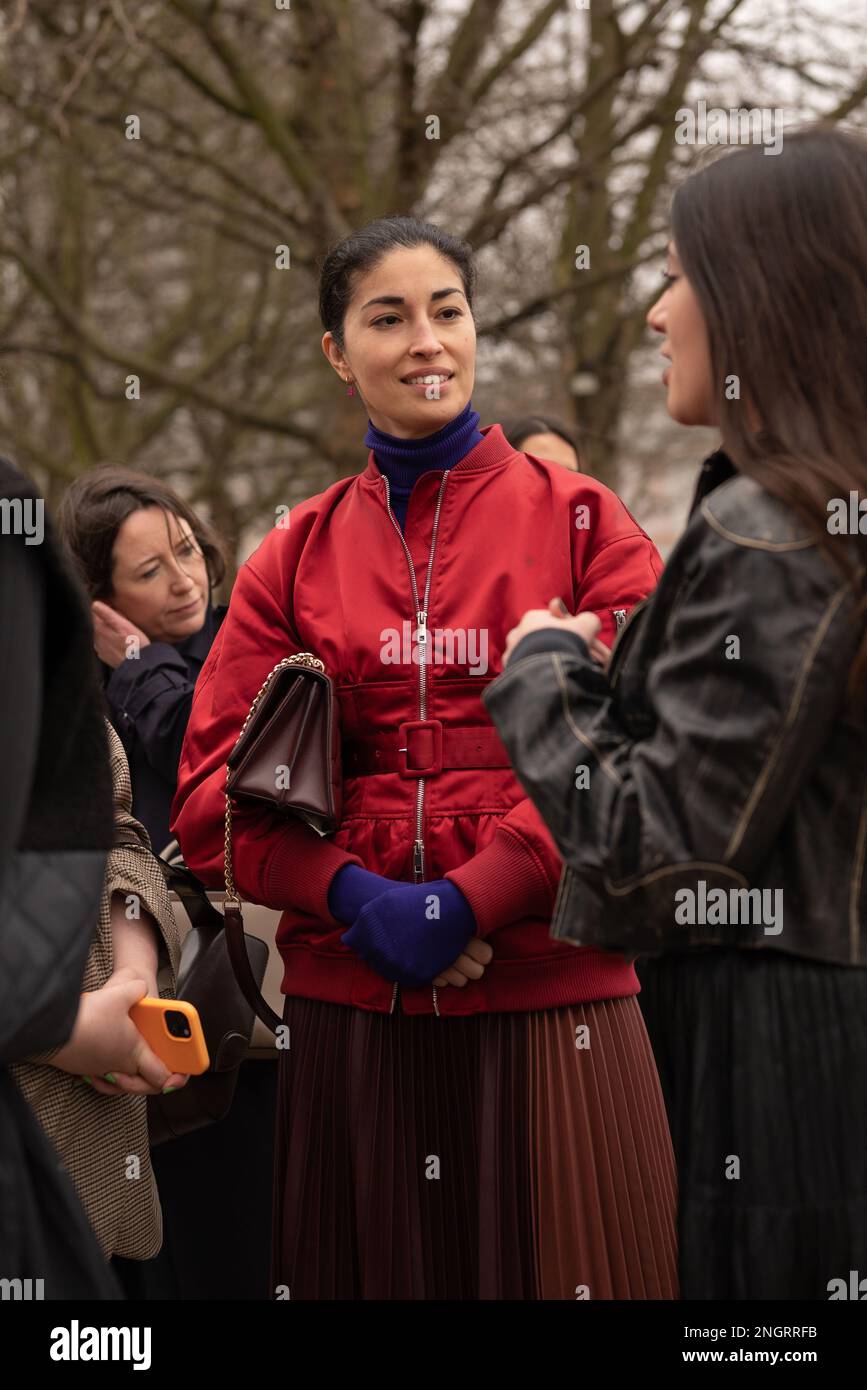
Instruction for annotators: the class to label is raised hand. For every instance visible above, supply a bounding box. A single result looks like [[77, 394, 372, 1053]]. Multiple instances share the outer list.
[[91, 599, 151, 668]]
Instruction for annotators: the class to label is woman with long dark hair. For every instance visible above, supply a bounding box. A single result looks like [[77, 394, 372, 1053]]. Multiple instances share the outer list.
[[487, 126, 867, 1300], [172, 216, 678, 1298]]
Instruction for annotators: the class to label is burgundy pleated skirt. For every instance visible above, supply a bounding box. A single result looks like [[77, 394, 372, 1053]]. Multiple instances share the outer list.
[[270, 993, 678, 1299]]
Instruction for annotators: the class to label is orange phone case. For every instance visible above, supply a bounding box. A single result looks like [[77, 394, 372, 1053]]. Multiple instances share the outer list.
[[128, 997, 210, 1075]]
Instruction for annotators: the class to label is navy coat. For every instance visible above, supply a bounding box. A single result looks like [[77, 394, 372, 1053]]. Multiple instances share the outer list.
[[104, 603, 228, 854]]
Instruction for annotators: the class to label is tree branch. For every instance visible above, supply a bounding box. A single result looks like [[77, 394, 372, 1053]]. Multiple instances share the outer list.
[[0, 240, 333, 450]]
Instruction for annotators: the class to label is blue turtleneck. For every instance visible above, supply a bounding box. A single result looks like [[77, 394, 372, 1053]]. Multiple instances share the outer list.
[[364, 400, 484, 531]]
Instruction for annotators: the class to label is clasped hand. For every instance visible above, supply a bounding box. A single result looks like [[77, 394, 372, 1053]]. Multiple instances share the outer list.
[[502, 598, 611, 669], [332, 868, 492, 989]]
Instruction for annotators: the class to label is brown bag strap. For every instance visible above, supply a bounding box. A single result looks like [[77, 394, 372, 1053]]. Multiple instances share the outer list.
[[222, 898, 283, 1035], [222, 795, 283, 1034]]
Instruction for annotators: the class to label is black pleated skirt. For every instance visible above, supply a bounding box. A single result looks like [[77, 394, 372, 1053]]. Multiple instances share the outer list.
[[636, 947, 867, 1300], [270, 993, 678, 1299]]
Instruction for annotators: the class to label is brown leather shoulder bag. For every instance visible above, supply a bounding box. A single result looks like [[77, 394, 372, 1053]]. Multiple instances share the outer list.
[[222, 653, 342, 1033]]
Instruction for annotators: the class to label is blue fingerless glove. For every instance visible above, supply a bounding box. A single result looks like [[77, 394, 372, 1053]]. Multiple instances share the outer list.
[[328, 864, 396, 924], [340, 880, 477, 987]]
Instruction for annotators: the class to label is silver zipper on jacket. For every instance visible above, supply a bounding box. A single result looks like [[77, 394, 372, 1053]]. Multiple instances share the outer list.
[[382, 471, 449, 882], [383, 472, 450, 1019], [607, 596, 651, 690]]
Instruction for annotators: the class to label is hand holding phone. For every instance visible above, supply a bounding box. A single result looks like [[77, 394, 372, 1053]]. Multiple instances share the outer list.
[[128, 997, 210, 1076]]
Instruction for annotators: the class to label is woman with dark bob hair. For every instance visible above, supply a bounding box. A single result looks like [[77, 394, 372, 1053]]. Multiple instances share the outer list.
[[58, 466, 228, 856], [488, 126, 867, 1300], [173, 215, 678, 1298], [502, 415, 582, 472]]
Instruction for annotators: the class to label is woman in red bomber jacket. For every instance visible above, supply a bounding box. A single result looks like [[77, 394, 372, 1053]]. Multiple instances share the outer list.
[[171, 217, 677, 1300]]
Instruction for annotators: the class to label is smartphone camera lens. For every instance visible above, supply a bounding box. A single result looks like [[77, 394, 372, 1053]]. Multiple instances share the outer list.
[[166, 1010, 192, 1039]]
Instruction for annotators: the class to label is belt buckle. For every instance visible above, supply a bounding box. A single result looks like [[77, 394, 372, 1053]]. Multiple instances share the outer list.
[[397, 719, 443, 778]]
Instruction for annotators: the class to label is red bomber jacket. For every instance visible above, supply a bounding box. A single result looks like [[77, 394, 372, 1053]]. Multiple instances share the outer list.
[[170, 424, 663, 1017]]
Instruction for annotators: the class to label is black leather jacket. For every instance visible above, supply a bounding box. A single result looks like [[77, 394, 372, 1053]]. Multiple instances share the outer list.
[[484, 452, 867, 967]]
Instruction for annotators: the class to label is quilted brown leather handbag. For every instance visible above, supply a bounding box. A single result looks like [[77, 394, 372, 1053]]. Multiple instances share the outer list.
[[222, 653, 342, 1033]]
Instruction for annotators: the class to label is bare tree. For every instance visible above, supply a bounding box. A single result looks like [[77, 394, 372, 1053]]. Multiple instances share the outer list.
[[0, 0, 862, 568]]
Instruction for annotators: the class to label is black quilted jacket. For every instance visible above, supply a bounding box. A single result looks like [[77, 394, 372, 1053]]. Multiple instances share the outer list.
[[0, 456, 118, 1297]]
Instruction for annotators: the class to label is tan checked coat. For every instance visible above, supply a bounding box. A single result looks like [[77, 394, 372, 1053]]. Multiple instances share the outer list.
[[10, 722, 181, 1260]]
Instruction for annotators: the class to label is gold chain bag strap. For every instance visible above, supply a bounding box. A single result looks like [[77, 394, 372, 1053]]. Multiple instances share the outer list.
[[222, 653, 342, 1033]]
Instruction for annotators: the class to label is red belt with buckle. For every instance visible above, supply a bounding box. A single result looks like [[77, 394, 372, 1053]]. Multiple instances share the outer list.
[[343, 720, 512, 778]]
